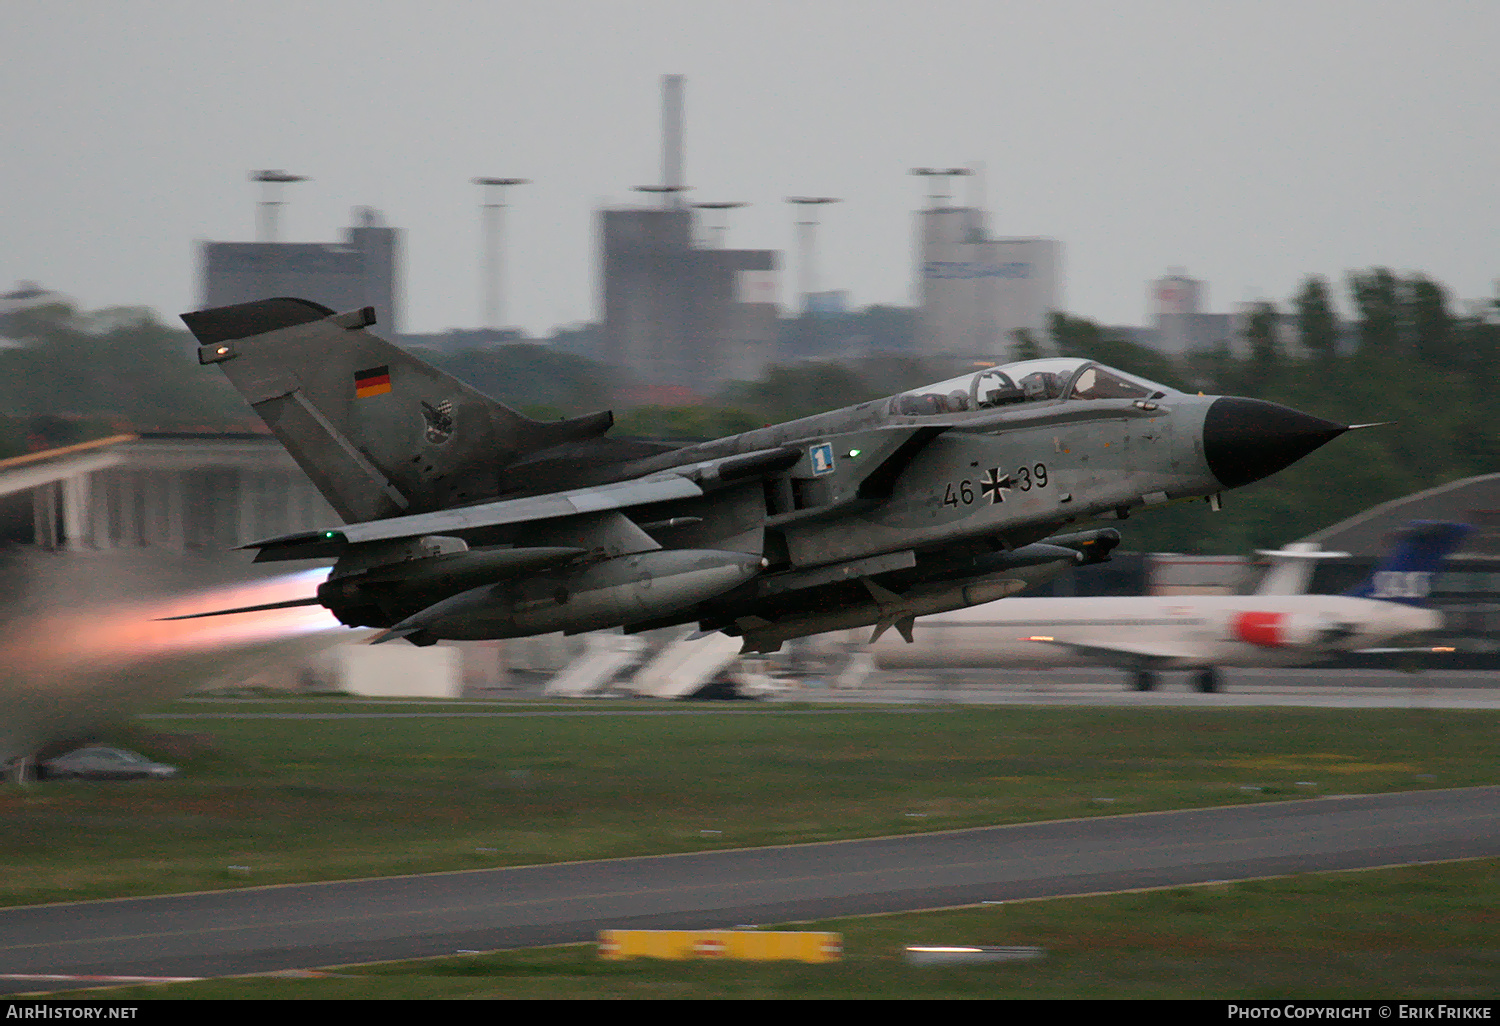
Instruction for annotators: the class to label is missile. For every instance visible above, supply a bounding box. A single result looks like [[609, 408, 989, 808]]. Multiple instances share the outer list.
[[736, 572, 1054, 654], [372, 549, 765, 644], [724, 532, 1121, 654]]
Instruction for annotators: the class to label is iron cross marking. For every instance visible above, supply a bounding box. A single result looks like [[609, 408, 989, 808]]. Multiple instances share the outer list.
[[980, 468, 1012, 504]]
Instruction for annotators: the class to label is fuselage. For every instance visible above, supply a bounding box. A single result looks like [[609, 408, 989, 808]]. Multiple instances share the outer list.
[[619, 371, 1223, 570], [870, 593, 1440, 670]]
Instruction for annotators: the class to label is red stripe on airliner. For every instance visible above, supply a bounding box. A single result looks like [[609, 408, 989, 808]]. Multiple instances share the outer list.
[[1233, 611, 1285, 647]]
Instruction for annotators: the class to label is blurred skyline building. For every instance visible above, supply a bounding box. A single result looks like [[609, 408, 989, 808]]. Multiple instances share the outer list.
[[1147, 270, 1229, 356], [198, 207, 402, 337], [594, 74, 781, 399], [915, 204, 1061, 359], [0, 281, 75, 346], [1117, 269, 1350, 360], [598, 204, 778, 400]]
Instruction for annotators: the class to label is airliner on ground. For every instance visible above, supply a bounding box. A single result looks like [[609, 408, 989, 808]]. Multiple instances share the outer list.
[[870, 521, 1470, 692]]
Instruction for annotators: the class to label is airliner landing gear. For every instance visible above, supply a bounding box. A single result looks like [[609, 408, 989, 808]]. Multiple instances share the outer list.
[[1129, 670, 1158, 692], [1194, 667, 1222, 693], [3, 756, 35, 784]]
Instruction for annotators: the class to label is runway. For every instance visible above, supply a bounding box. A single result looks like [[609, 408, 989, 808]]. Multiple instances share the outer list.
[[894, 666, 1500, 689], [128, 667, 1500, 719], [804, 667, 1500, 709], [2, 785, 1497, 992]]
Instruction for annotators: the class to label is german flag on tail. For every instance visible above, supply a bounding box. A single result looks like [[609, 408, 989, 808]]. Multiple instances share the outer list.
[[354, 365, 391, 398]]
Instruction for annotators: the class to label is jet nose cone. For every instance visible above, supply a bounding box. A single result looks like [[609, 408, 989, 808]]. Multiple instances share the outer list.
[[1203, 397, 1347, 489]]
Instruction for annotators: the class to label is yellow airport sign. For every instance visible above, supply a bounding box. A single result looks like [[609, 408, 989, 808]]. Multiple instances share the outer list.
[[598, 929, 842, 963]]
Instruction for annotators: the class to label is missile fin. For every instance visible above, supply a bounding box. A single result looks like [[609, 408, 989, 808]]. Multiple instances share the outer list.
[[860, 578, 903, 606], [368, 628, 417, 645]]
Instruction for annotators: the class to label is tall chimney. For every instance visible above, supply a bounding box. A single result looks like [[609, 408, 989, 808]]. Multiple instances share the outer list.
[[661, 74, 685, 207]]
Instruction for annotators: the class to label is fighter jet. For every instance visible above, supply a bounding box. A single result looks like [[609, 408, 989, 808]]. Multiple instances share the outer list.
[[870, 520, 1470, 692], [175, 297, 1355, 652]]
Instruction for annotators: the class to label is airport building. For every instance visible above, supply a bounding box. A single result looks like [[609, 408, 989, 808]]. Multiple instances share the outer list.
[[0, 434, 337, 554], [198, 207, 402, 338], [599, 205, 779, 398], [915, 205, 1061, 359]]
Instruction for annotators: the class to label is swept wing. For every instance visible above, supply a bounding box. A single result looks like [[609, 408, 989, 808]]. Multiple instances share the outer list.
[[1030, 638, 1205, 668], [244, 446, 802, 562]]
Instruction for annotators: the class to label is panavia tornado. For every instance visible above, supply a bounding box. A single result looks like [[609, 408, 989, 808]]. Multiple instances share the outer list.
[[175, 298, 1356, 652]]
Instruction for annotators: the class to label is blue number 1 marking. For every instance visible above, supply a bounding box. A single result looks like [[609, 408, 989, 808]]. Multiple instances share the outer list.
[[810, 443, 835, 476]]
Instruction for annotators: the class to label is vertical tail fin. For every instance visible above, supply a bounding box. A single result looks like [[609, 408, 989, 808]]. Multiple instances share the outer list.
[[1344, 520, 1472, 606], [182, 298, 612, 523], [1252, 542, 1350, 595]]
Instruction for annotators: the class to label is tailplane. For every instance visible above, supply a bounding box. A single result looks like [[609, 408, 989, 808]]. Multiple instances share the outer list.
[[1253, 542, 1350, 595], [1344, 520, 1472, 606], [182, 298, 614, 523]]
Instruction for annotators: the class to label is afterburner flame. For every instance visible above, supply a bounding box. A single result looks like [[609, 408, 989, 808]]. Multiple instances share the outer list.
[[0, 568, 338, 670], [0, 566, 356, 764]]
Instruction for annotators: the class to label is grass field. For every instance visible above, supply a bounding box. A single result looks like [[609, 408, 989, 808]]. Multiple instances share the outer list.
[[3, 698, 1496, 907], [73, 859, 1500, 1000]]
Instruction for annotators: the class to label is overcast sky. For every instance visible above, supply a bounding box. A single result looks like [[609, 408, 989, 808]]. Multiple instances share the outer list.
[[4, 0, 1496, 336]]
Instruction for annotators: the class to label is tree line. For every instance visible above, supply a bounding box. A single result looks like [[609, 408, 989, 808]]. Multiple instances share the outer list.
[[1, 269, 1493, 555], [1049, 270, 1499, 553]]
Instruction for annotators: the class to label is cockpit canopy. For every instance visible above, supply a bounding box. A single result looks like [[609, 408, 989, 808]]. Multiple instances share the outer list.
[[887, 357, 1177, 417]]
